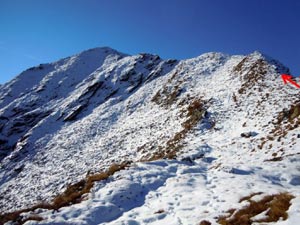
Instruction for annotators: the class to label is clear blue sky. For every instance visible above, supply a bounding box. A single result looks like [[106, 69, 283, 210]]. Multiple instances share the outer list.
[[0, 0, 299, 84]]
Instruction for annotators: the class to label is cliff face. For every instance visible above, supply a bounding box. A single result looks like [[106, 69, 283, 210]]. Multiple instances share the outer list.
[[0, 48, 299, 224]]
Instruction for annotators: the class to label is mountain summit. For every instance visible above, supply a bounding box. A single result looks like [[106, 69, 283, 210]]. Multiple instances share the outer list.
[[0, 48, 299, 225]]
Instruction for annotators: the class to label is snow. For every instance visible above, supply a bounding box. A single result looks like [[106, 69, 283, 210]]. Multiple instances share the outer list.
[[23, 156, 300, 225], [0, 47, 299, 224]]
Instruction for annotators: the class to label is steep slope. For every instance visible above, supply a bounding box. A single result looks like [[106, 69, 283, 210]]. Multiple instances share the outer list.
[[0, 47, 178, 212], [0, 48, 299, 225]]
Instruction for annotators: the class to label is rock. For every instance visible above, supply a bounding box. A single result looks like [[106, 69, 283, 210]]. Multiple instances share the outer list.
[[63, 105, 86, 121], [241, 131, 258, 138]]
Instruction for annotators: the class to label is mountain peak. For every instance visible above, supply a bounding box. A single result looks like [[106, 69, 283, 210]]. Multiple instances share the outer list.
[[78, 46, 127, 57], [248, 51, 290, 74]]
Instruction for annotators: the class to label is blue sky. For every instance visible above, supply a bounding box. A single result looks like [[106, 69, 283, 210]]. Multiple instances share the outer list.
[[0, 0, 299, 84]]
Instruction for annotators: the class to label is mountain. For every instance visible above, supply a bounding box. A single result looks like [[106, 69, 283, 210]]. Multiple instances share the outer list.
[[0, 47, 299, 225]]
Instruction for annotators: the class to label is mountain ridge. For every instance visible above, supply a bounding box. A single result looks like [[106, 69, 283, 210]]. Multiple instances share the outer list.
[[0, 47, 299, 225]]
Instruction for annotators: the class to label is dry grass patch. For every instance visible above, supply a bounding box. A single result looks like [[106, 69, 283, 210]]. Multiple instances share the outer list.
[[151, 69, 185, 108], [239, 192, 263, 203], [182, 99, 206, 130], [289, 104, 300, 121], [233, 57, 248, 73], [264, 152, 300, 162], [146, 98, 207, 161], [236, 59, 268, 95], [0, 162, 129, 225], [271, 102, 300, 137], [199, 220, 212, 225], [0, 203, 52, 225], [21, 214, 44, 224], [52, 163, 129, 209], [217, 193, 294, 225], [151, 83, 183, 108], [255, 102, 300, 153]]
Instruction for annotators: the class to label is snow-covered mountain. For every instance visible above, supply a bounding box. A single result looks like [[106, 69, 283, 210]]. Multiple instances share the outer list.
[[0, 47, 299, 225]]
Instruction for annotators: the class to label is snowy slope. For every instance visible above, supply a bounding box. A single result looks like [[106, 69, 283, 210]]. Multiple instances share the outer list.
[[0, 48, 299, 225]]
